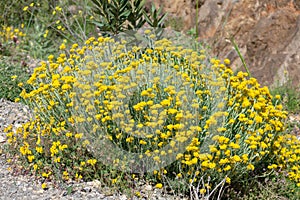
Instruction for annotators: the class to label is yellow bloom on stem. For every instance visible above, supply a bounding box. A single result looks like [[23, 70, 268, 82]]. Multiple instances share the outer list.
[[223, 165, 231, 171], [27, 155, 34, 162], [55, 6, 62, 11], [219, 158, 229, 165], [224, 58, 231, 65], [36, 146, 43, 154], [200, 188, 206, 194], [247, 164, 255, 171], [41, 183, 47, 189], [87, 159, 97, 166], [111, 178, 117, 184], [226, 177, 231, 184], [232, 155, 241, 162], [220, 144, 227, 150], [59, 43, 66, 50], [75, 133, 83, 139]]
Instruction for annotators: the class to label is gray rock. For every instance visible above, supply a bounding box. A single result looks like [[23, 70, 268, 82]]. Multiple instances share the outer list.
[[148, 0, 300, 86]]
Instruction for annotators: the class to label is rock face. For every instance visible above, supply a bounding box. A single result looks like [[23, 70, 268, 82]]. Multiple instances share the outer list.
[[148, 0, 300, 87]]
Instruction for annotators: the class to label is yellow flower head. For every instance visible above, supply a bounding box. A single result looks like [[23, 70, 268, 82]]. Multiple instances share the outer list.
[[155, 183, 163, 189]]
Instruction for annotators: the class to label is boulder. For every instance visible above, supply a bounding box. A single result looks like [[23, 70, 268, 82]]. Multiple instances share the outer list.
[[147, 0, 300, 86]]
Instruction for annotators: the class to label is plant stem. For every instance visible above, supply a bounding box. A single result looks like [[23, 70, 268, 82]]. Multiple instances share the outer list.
[[230, 37, 252, 77], [196, 0, 199, 39]]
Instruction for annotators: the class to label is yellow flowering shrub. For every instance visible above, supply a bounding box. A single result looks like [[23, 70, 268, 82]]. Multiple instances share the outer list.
[[0, 25, 26, 56], [3, 30, 300, 196], [0, 25, 26, 41]]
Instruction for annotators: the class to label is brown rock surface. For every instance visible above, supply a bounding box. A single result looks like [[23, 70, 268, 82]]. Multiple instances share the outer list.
[[148, 0, 300, 87]]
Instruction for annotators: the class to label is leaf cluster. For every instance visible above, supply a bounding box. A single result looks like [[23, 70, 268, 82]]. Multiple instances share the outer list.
[[91, 0, 167, 36]]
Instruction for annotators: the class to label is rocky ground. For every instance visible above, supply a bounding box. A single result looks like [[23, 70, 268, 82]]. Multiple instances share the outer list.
[[0, 155, 179, 200]]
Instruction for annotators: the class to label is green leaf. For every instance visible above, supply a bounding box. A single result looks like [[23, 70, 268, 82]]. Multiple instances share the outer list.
[[143, 11, 153, 26]]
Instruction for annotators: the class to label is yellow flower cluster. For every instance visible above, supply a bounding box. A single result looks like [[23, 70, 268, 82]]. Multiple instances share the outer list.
[[0, 25, 26, 43], [4, 31, 300, 190]]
